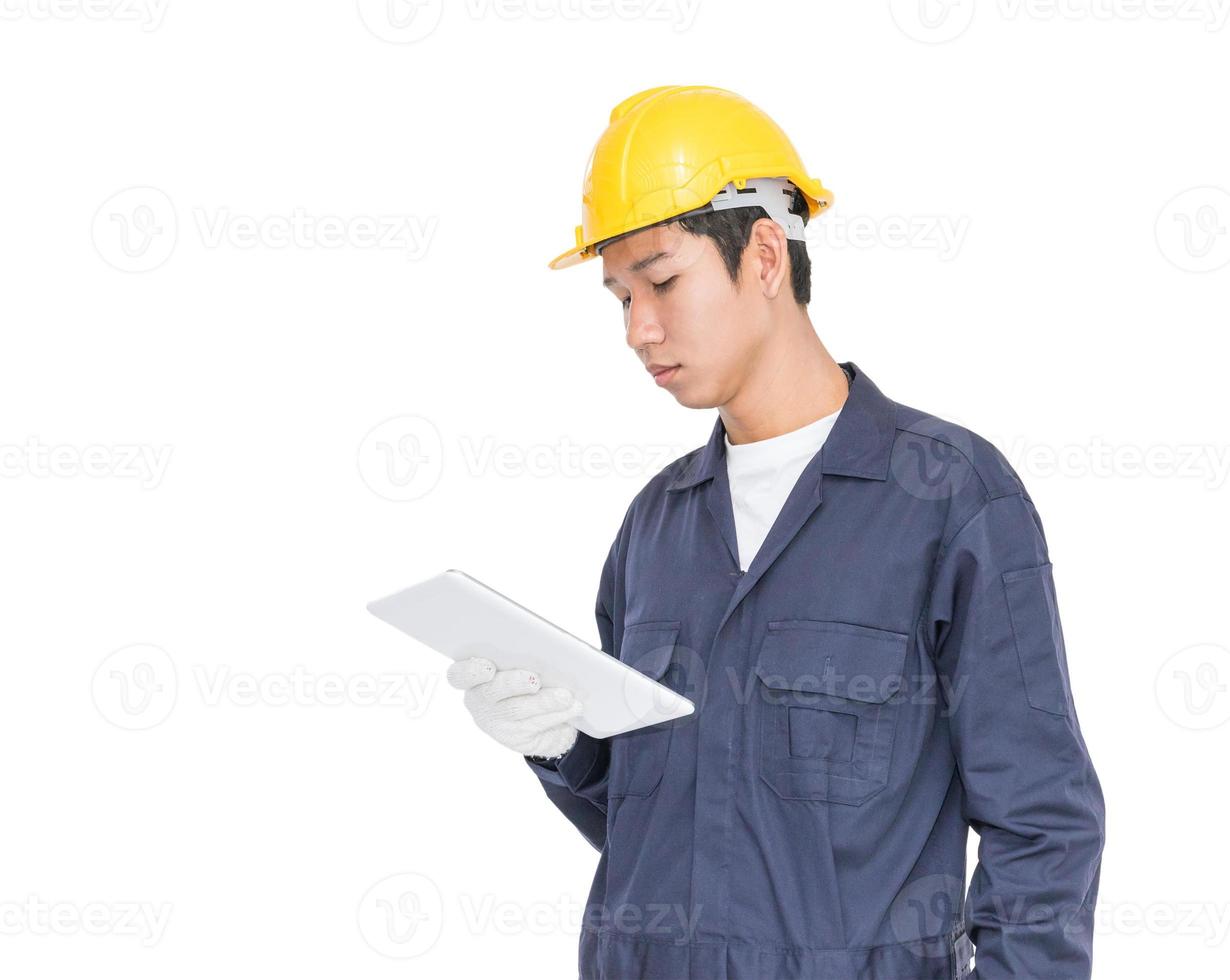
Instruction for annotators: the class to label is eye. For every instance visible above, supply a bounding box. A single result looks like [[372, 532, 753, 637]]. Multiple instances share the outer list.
[[652, 275, 678, 294]]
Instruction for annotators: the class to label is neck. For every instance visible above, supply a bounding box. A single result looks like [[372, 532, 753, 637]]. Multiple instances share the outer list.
[[719, 311, 848, 446]]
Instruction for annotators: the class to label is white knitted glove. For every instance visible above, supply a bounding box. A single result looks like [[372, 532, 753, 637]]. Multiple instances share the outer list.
[[445, 656, 584, 759]]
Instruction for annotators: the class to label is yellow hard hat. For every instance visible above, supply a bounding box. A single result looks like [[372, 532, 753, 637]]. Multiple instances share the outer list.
[[548, 85, 833, 271]]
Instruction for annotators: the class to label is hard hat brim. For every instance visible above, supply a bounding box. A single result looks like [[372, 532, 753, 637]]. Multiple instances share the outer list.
[[547, 177, 833, 271], [547, 243, 592, 271]]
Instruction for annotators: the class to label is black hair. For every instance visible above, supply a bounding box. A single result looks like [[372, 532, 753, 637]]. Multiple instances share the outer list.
[[667, 184, 812, 306]]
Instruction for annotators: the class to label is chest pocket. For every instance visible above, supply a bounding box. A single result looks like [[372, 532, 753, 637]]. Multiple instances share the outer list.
[[609, 621, 681, 799], [753, 620, 908, 805]]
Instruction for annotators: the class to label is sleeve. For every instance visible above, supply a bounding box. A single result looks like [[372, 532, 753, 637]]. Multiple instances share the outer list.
[[924, 490, 1106, 979], [522, 530, 619, 852]]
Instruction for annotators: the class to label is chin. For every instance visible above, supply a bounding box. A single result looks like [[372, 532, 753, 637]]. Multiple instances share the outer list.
[[670, 371, 727, 410], [672, 386, 718, 410]]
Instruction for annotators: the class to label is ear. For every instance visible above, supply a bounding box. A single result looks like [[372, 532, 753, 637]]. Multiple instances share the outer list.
[[748, 217, 791, 301]]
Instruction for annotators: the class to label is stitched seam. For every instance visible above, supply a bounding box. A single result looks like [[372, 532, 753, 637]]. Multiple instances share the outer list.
[[894, 421, 997, 500]]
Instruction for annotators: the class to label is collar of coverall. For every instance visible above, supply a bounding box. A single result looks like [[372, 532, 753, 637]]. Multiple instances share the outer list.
[[665, 360, 896, 493]]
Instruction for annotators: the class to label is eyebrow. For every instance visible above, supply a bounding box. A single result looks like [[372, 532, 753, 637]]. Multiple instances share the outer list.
[[602, 250, 672, 288]]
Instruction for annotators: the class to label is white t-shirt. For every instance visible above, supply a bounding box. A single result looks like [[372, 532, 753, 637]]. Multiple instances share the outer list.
[[724, 407, 842, 572]]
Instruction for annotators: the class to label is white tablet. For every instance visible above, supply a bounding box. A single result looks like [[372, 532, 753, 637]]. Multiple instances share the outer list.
[[366, 569, 694, 739]]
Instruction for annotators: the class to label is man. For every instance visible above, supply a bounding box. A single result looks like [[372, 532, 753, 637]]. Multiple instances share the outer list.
[[446, 85, 1105, 979]]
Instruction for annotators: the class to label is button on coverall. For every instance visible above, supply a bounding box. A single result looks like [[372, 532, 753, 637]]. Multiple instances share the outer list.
[[526, 361, 1106, 979]]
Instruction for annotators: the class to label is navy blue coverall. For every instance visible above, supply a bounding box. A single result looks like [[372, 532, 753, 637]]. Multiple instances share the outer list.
[[526, 361, 1105, 979]]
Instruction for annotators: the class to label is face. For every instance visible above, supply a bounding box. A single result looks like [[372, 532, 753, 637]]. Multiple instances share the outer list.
[[600, 220, 774, 410]]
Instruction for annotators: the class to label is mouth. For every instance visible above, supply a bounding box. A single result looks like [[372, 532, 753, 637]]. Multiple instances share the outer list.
[[649, 365, 681, 386]]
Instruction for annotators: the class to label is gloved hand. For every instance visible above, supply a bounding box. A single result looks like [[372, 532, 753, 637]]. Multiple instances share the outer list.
[[445, 656, 584, 760]]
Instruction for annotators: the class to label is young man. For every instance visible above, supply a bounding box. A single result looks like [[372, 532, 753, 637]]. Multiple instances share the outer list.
[[447, 86, 1105, 979]]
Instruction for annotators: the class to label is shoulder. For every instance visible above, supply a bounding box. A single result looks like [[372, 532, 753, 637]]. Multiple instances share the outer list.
[[889, 399, 1038, 548], [891, 400, 1025, 500]]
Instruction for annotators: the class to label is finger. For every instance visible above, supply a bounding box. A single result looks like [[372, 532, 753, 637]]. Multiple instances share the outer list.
[[482, 667, 541, 702], [445, 657, 497, 690]]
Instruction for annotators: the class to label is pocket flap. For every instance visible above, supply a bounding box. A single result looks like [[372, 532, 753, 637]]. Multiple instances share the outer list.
[[619, 621, 681, 680], [754, 620, 908, 704]]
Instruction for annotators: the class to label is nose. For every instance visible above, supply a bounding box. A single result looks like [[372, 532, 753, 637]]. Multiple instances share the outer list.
[[624, 293, 665, 352]]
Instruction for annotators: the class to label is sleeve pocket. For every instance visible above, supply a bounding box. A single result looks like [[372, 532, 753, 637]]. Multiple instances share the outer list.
[[1001, 562, 1071, 717]]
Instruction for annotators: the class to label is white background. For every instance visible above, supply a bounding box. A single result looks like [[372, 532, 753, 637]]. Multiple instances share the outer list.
[[2, 1, 1228, 977]]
